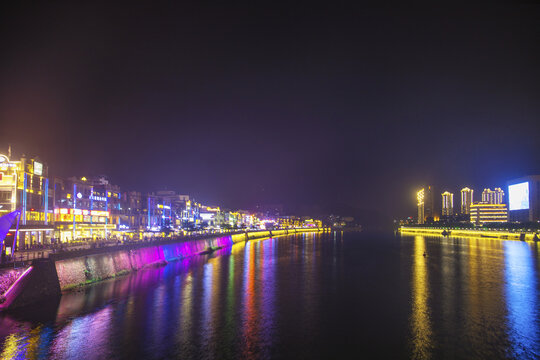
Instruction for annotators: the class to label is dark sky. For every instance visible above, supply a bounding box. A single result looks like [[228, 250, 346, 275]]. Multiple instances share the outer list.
[[1, 2, 539, 224]]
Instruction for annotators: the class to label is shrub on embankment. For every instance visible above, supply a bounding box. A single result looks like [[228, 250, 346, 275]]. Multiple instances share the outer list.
[[0, 268, 28, 297]]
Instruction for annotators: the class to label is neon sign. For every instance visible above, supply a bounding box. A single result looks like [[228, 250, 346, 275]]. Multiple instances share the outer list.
[[90, 195, 107, 202]]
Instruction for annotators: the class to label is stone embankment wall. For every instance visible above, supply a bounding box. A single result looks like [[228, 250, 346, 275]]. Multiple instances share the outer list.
[[54, 233, 241, 289], [0, 228, 324, 310]]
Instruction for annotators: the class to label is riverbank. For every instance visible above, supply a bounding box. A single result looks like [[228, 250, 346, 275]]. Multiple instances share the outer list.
[[399, 226, 539, 241], [0, 228, 326, 311]]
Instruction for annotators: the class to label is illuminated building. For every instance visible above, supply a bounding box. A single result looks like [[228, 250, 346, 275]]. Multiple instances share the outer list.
[[481, 188, 504, 204], [507, 175, 540, 222], [417, 189, 425, 224], [53, 176, 121, 242], [199, 205, 220, 228], [441, 191, 453, 216], [118, 191, 145, 235], [419, 185, 435, 222], [303, 218, 322, 228], [460, 187, 474, 214], [278, 216, 303, 228], [0, 152, 54, 250], [469, 203, 508, 225], [425, 186, 434, 219], [145, 194, 172, 232]]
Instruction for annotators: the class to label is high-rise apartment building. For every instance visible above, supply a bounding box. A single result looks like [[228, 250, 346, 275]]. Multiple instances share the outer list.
[[424, 186, 434, 220], [461, 187, 473, 214], [482, 188, 504, 204], [417, 186, 436, 223], [441, 191, 454, 216], [417, 188, 425, 224]]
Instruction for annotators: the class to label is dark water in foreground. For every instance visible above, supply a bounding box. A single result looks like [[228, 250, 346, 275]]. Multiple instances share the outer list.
[[1, 232, 539, 359]]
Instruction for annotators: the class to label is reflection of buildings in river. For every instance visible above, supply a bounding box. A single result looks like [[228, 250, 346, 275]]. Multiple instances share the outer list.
[[464, 238, 481, 343], [411, 235, 433, 359], [50, 306, 113, 359], [0, 324, 48, 360], [239, 236, 278, 356], [301, 233, 319, 333], [201, 262, 214, 348], [149, 283, 167, 352], [201, 255, 223, 354], [260, 238, 276, 350], [461, 238, 508, 357], [439, 237, 458, 355], [242, 240, 257, 356], [504, 241, 540, 358], [179, 272, 194, 351]]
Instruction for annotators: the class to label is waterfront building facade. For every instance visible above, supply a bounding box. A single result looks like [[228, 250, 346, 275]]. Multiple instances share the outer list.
[[460, 187, 473, 214], [470, 203, 508, 225], [441, 191, 454, 216], [482, 188, 504, 204], [146, 193, 173, 232], [118, 191, 146, 236], [53, 176, 119, 242], [0, 153, 54, 250], [507, 175, 540, 222]]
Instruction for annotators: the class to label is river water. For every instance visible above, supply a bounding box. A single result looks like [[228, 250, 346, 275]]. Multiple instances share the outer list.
[[0, 231, 539, 359]]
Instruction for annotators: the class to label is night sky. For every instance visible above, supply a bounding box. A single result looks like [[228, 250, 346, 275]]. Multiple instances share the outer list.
[[1, 2, 539, 226]]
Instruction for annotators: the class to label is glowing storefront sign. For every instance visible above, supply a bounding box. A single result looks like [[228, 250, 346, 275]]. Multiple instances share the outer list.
[[90, 195, 106, 201], [0, 155, 17, 169], [54, 208, 109, 217]]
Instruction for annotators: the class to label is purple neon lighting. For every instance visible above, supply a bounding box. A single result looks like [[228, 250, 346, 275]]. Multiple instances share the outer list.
[[0, 266, 33, 309]]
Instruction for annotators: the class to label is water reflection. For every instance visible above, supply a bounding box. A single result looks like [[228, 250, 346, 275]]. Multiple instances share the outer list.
[[1, 233, 539, 359], [407, 234, 540, 359], [504, 241, 540, 359], [242, 240, 258, 358], [411, 235, 433, 359], [51, 307, 113, 360]]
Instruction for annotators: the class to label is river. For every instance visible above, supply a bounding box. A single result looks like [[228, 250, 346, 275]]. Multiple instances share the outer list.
[[0, 231, 539, 359]]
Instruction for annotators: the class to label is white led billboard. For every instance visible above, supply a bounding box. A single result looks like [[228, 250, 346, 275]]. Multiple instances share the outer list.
[[33, 161, 43, 176], [508, 182, 529, 211]]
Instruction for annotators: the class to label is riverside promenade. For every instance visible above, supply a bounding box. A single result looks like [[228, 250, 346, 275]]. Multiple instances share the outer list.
[[399, 226, 540, 241], [1, 229, 285, 268]]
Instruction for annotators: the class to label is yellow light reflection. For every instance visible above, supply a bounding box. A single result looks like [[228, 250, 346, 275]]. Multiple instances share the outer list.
[[1, 333, 22, 360], [411, 235, 433, 359], [0, 325, 43, 360]]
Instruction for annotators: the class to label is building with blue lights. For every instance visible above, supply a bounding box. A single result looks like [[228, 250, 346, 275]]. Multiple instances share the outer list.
[[507, 175, 540, 222]]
